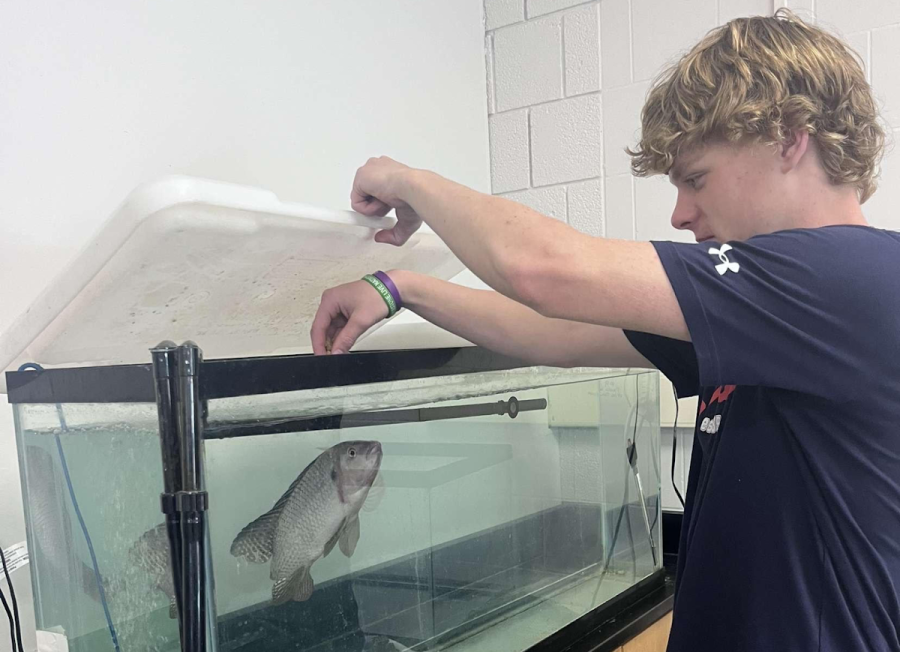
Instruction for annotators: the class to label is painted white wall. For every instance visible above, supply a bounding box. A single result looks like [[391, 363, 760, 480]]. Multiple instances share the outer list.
[[483, 0, 900, 511], [0, 1, 490, 649]]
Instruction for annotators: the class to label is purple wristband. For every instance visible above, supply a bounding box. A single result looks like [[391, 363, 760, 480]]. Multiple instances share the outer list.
[[373, 271, 403, 311]]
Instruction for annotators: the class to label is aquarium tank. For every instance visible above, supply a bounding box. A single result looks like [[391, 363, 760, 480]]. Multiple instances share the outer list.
[[9, 347, 662, 652]]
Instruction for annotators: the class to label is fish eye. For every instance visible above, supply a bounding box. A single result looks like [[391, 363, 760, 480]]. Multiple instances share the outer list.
[[348, 448, 356, 458]]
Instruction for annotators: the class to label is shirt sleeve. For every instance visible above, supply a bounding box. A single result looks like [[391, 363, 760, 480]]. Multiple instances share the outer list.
[[651, 227, 887, 400], [623, 330, 700, 399]]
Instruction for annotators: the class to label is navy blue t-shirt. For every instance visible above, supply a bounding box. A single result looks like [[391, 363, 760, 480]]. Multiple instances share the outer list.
[[624, 225, 900, 652]]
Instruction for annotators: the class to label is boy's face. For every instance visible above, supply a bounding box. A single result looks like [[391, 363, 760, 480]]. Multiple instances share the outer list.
[[668, 140, 790, 243]]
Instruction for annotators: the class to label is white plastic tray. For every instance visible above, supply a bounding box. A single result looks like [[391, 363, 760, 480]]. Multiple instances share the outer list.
[[0, 176, 467, 391]]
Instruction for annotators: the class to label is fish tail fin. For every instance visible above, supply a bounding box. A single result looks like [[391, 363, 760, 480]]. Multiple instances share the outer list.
[[230, 509, 281, 563], [272, 566, 314, 605]]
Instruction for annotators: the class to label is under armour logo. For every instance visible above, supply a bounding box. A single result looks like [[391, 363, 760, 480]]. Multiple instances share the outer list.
[[709, 244, 740, 275]]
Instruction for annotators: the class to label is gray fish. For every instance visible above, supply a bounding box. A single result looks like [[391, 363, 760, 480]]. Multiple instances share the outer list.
[[127, 523, 177, 619], [230, 441, 383, 604], [24, 445, 106, 603]]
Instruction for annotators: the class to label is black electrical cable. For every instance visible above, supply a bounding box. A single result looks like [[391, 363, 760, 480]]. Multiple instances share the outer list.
[[0, 581, 17, 652], [672, 385, 686, 508], [0, 542, 23, 652]]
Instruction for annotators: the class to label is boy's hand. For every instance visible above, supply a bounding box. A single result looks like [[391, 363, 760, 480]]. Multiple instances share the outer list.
[[310, 280, 390, 355], [350, 156, 423, 246]]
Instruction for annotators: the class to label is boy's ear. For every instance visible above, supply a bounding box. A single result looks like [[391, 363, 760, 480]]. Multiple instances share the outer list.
[[780, 129, 810, 173]]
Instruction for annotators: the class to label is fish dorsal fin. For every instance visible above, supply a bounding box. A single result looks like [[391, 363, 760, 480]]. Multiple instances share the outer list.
[[230, 458, 318, 563], [271, 455, 318, 512], [362, 473, 385, 513], [272, 566, 314, 605], [339, 516, 360, 558]]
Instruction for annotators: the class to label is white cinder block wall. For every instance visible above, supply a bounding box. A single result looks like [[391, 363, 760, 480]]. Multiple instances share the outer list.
[[483, 0, 900, 511]]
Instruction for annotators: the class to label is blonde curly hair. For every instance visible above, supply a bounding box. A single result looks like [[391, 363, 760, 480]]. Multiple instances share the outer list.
[[629, 9, 885, 202]]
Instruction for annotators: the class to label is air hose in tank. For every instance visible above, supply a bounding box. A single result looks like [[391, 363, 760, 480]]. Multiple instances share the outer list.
[[17, 363, 121, 652]]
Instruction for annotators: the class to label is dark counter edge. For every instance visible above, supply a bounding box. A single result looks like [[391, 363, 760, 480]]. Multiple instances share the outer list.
[[530, 569, 674, 652], [543, 510, 682, 652], [6, 346, 537, 404]]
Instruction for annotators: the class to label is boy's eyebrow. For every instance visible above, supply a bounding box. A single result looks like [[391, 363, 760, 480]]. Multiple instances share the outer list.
[[669, 153, 704, 184], [669, 158, 692, 183], [669, 163, 689, 184]]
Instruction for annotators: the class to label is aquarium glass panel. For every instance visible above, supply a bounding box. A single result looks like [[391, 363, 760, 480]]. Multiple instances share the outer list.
[[14, 366, 660, 652]]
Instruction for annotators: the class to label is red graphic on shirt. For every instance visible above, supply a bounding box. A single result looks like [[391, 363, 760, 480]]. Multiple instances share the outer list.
[[698, 384, 736, 416]]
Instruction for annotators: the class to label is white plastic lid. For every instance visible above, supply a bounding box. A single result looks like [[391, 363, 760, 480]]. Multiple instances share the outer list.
[[0, 176, 468, 391]]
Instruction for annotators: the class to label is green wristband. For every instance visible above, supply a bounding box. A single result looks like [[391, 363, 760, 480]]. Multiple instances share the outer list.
[[362, 274, 398, 317]]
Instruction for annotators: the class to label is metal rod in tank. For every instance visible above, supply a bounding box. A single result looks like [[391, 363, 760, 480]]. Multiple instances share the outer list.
[[633, 470, 658, 568], [203, 396, 548, 440], [173, 342, 209, 652], [626, 438, 659, 568], [151, 342, 185, 635]]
